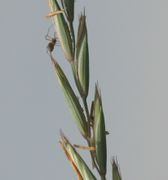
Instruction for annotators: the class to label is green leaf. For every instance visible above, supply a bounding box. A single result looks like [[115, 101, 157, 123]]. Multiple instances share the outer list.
[[48, 0, 73, 62], [112, 159, 122, 180], [75, 13, 89, 97], [51, 58, 88, 137], [60, 133, 97, 180], [93, 84, 107, 175]]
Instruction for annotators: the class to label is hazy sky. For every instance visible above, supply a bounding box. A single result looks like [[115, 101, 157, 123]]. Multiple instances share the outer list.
[[0, 0, 168, 180]]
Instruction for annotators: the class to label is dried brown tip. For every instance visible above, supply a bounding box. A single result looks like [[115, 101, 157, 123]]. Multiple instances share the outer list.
[[73, 144, 96, 151], [59, 137, 83, 180], [46, 10, 64, 18]]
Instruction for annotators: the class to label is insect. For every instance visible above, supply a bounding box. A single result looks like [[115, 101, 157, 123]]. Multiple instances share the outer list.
[[45, 25, 60, 54]]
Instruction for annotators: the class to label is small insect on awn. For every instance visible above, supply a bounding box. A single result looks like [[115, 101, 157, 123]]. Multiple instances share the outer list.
[[45, 25, 60, 54]]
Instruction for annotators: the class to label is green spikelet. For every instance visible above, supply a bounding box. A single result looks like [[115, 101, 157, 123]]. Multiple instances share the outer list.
[[75, 13, 89, 98], [93, 84, 107, 175], [51, 57, 88, 137], [48, 0, 73, 62]]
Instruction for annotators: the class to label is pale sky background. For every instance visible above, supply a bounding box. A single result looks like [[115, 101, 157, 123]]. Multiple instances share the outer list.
[[0, 0, 168, 180]]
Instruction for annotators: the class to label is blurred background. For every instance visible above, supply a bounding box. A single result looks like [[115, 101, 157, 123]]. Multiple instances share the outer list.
[[0, 0, 168, 179]]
